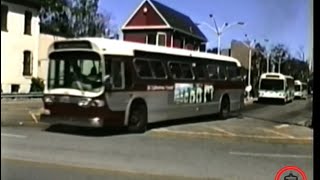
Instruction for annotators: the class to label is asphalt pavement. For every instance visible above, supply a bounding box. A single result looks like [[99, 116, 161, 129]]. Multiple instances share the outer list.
[[1, 97, 313, 179], [1, 126, 313, 180], [1, 97, 313, 144]]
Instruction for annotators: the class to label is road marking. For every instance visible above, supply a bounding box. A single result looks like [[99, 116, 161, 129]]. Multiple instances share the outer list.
[[152, 128, 225, 137], [1, 133, 27, 138], [274, 124, 290, 129], [229, 151, 312, 159], [1, 157, 211, 180], [257, 127, 295, 139], [29, 111, 38, 123], [207, 127, 236, 136], [150, 129, 312, 143]]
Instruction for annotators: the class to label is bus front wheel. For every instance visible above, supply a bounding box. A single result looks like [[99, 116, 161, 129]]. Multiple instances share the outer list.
[[219, 96, 230, 119], [128, 103, 147, 133]]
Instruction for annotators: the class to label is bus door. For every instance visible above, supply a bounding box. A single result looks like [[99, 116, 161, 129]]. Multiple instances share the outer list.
[[302, 84, 308, 99], [104, 58, 131, 111]]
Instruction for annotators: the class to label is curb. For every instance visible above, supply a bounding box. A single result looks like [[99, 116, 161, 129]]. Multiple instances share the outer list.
[[149, 129, 313, 145]]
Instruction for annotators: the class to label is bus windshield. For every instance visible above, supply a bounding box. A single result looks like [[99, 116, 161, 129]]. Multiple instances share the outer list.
[[260, 79, 284, 91], [295, 85, 301, 91], [48, 51, 103, 93]]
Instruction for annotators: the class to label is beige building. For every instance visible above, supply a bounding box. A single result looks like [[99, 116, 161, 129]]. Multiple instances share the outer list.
[[1, 0, 40, 93], [230, 40, 251, 69], [230, 40, 260, 69]]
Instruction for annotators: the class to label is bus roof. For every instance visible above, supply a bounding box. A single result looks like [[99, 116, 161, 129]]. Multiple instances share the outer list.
[[294, 80, 307, 85], [49, 37, 242, 67], [260, 72, 293, 80]]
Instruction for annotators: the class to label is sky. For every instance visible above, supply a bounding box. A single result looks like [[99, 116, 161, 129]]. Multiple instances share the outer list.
[[98, 0, 311, 59]]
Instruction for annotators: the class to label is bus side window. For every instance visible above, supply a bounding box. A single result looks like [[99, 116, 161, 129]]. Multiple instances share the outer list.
[[111, 61, 124, 89], [169, 62, 182, 79], [193, 63, 206, 79], [150, 60, 167, 79], [219, 65, 228, 80], [207, 64, 219, 79], [124, 61, 132, 88], [134, 59, 153, 78], [180, 63, 194, 79], [227, 64, 237, 80], [303, 84, 307, 90]]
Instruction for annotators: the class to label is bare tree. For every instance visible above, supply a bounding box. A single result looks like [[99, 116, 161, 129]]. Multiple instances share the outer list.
[[296, 45, 305, 61]]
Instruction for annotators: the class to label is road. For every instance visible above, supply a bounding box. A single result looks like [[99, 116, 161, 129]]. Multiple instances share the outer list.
[[242, 98, 312, 126], [1, 98, 313, 180], [1, 126, 313, 180]]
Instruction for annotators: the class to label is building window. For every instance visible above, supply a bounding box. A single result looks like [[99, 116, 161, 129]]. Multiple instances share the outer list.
[[156, 33, 166, 46], [1, 5, 8, 31], [23, 51, 32, 76], [146, 33, 156, 45], [179, 38, 184, 48], [11, 84, 20, 93], [24, 11, 32, 35]]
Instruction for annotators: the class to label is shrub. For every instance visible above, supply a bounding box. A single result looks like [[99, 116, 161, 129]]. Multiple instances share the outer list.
[[30, 77, 44, 92]]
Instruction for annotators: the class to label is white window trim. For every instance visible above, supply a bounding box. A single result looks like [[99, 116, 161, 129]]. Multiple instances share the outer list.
[[156, 32, 167, 46]]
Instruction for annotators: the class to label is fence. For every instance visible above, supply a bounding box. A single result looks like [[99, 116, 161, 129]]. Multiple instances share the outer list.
[[1, 92, 43, 99]]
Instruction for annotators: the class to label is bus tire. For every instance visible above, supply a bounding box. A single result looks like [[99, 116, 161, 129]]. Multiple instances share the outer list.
[[128, 102, 147, 133], [282, 99, 286, 105], [219, 96, 230, 119]]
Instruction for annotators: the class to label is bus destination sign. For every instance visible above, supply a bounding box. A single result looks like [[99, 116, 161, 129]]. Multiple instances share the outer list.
[[54, 41, 92, 50]]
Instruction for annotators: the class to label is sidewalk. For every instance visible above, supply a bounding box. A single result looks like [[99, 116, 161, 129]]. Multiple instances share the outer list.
[[149, 116, 313, 144], [244, 97, 258, 105]]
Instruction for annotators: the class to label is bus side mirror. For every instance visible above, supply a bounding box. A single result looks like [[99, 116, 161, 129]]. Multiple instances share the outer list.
[[104, 75, 112, 90]]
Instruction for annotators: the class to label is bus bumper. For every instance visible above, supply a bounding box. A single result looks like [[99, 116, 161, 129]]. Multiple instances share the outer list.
[[40, 114, 104, 128]]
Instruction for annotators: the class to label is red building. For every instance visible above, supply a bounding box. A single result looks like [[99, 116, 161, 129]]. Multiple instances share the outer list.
[[122, 0, 207, 51]]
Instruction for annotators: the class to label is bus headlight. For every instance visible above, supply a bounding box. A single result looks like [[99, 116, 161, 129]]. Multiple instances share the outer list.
[[78, 99, 105, 108], [90, 100, 105, 107], [44, 96, 53, 104], [78, 98, 92, 107]]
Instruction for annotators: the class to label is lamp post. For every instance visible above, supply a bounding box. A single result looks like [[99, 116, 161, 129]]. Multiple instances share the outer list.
[[198, 15, 244, 55], [239, 34, 256, 99]]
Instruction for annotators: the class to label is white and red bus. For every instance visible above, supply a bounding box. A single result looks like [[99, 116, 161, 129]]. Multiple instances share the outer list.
[[40, 38, 245, 133]]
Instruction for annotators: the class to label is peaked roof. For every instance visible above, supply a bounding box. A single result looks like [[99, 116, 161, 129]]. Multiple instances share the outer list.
[[123, 0, 207, 42]]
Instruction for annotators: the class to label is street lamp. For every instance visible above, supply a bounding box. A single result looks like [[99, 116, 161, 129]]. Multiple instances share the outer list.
[[198, 14, 244, 55], [240, 34, 256, 99]]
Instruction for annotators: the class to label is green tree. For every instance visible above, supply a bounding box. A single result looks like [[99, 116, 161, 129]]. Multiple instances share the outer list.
[[30, 77, 45, 92], [39, 0, 114, 37]]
